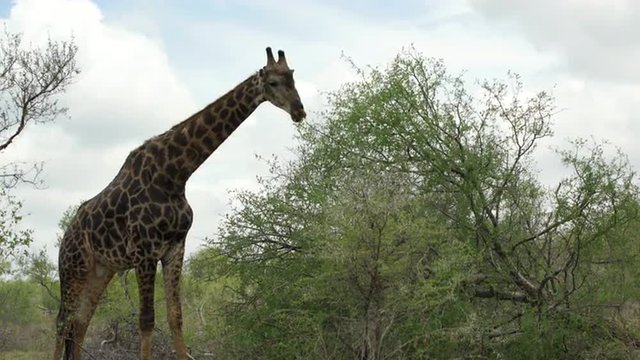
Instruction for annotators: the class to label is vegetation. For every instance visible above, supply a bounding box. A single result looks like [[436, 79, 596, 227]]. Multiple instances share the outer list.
[[193, 49, 640, 359], [0, 27, 78, 276], [2, 48, 640, 359]]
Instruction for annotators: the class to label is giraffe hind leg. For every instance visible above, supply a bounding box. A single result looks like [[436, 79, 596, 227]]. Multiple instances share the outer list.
[[54, 264, 115, 360], [53, 276, 85, 360], [52, 302, 69, 360], [54, 251, 92, 359]]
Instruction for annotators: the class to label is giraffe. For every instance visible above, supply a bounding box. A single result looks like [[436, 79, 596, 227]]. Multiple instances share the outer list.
[[53, 47, 306, 360]]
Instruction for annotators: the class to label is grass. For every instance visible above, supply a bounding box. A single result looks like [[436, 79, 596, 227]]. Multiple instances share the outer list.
[[0, 350, 48, 360]]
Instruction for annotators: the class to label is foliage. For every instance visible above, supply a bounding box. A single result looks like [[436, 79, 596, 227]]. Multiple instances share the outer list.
[[0, 279, 41, 324], [16, 248, 59, 311], [0, 189, 31, 274], [194, 48, 640, 359]]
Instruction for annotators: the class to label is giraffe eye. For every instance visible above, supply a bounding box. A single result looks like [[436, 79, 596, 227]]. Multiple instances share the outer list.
[[268, 80, 279, 87]]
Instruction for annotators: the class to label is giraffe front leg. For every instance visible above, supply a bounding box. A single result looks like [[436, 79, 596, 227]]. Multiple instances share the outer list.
[[162, 246, 190, 360], [136, 261, 157, 360]]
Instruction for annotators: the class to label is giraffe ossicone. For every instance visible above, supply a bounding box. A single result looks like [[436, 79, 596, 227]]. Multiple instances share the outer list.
[[53, 47, 305, 360]]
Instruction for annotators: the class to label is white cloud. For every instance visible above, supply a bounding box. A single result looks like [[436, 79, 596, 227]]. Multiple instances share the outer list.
[[9, 0, 195, 146], [3, 0, 196, 258], [467, 0, 640, 182], [469, 0, 640, 82]]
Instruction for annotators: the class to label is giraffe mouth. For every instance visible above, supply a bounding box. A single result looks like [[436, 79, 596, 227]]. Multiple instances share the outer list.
[[291, 109, 306, 123]]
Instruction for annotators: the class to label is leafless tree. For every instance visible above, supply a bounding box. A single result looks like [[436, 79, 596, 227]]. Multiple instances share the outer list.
[[0, 27, 78, 265], [0, 27, 78, 186]]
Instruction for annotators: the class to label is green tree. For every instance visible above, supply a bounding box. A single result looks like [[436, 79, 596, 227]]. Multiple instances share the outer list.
[[56, 201, 83, 246], [0, 189, 29, 274], [17, 201, 84, 310], [196, 48, 640, 359]]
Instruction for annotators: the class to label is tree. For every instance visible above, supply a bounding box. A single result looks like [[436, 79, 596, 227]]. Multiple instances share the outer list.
[[0, 28, 78, 269], [56, 201, 83, 246], [17, 248, 59, 308], [302, 49, 640, 358], [0, 189, 30, 274], [14, 201, 83, 319], [196, 48, 640, 359]]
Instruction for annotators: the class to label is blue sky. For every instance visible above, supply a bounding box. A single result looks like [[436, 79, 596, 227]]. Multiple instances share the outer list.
[[0, 1, 8, 16], [2, 0, 639, 259]]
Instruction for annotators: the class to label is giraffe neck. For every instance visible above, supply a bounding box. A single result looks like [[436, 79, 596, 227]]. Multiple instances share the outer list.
[[144, 73, 264, 188]]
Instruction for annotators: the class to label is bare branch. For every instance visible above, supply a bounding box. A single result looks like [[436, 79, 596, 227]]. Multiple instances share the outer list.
[[473, 286, 531, 303]]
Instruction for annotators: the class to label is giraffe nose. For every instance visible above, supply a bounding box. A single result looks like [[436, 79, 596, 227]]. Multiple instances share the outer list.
[[291, 100, 306, 122]]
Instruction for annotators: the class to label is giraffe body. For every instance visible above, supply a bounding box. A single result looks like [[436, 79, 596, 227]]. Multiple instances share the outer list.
[[53, 48, 305, 360]]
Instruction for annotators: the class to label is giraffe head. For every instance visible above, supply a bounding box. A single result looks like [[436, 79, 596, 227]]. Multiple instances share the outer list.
[[259, 47, 306, 123]]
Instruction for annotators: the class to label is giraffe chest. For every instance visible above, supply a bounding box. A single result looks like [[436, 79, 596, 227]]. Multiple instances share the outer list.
[[87, 185, 193, 268], [127, 198, 193, 261]]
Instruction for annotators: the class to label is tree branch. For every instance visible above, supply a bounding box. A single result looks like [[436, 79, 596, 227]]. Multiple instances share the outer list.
[[473, 286, 531, 303]]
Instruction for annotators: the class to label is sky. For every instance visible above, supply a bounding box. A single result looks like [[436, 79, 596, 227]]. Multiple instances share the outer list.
[[1, 0, 639, 261]]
